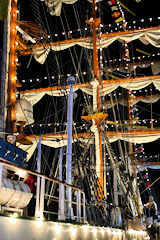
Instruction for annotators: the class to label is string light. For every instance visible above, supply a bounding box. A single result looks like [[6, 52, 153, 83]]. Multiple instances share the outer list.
[[30, 16, 160, 42], [20, 71, 89, 83]]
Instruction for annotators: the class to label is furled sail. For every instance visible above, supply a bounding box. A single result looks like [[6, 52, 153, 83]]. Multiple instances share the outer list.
[[20, 75, 160, 106], [30, 27, 160, 64], [104, 61, 160, 75], [17, 130, 160, 160], [39, 0, 102, 16], [104, 94, 160, 109]]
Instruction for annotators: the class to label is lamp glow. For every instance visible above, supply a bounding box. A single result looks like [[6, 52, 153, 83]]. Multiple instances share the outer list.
[[35, 219, 43, 228], [54, 224, 61, 235], [82, 225, 89, 233], [92, 228, 97, 235], [70, 227, 77, 236]]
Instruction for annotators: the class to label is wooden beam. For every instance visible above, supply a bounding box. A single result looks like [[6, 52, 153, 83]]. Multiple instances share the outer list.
[[9, 0, 18, 127], [24, 128, 160, 141], [136, 162, 160, 165], [19, 74, 160, 94], [17, 26, 160, 55]]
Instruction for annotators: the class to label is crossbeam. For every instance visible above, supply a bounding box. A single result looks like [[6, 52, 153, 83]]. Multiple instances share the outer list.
[[23, 128, 160, 141], [17, 26, 160, 55], [19, 74, 160, 94]]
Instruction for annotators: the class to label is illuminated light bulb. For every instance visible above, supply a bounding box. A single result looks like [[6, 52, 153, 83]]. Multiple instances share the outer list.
[[54, 224, 61, 234], [92, 228, 97, 235], [16, 169, 26, 178], [11, 93, 15, 100], [100, 228, 105, 235], [12, 213, 18, 217], [82, 225, 89, 233], [35, 219, 43, 228], [70, 227, 77, 236], [8, 217, 17, 224]]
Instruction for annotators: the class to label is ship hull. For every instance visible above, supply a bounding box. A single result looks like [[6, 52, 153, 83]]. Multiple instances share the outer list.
[[0, 215, 147, 240]]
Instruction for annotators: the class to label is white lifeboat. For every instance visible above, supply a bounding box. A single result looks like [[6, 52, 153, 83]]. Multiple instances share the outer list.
[[0, 178, 32, 209]]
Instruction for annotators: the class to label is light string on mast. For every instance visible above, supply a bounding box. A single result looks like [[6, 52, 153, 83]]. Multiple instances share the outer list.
[[44, 16, 160, 39], [24, 116, 160, 129], [19, 55, 160, 84]]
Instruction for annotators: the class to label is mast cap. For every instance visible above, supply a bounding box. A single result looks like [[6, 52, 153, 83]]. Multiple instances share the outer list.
[[67, 76, 75, 85]]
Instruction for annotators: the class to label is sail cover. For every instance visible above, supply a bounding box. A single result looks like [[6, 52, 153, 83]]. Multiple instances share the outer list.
[[32, 28, 160, 64], [20, 75, 160, 106], [39, 0, 102, 16], [108, 132, 160, 144], [104, 94, 160, 109], [17, 131, 160, 161], [104, 62, 160, 76], [137, 164, 160, 171]]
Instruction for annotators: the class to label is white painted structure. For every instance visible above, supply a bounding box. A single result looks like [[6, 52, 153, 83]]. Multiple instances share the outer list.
[[0, 216, 148, 240], [0, 160, 86, 223], [0, 155, 149, 240]]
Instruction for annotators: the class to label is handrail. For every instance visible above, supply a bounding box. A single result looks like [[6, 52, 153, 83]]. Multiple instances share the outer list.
[[0, 159, 83, 193], [0, 159, 86, 223]]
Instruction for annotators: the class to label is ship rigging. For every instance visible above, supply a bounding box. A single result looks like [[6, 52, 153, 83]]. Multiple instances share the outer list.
[[1, 0, 160, 232]]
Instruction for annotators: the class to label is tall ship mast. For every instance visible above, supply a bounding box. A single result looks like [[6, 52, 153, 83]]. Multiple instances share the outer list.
[[0, 0, 160, 238]]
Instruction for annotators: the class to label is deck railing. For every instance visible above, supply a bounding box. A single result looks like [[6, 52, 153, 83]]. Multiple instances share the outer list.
[[0, 160, 86, 223]]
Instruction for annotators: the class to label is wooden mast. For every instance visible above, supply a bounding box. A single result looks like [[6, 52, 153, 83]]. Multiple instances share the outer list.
[[85, 0, 105, 190], [8, 0, 18, 132]]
